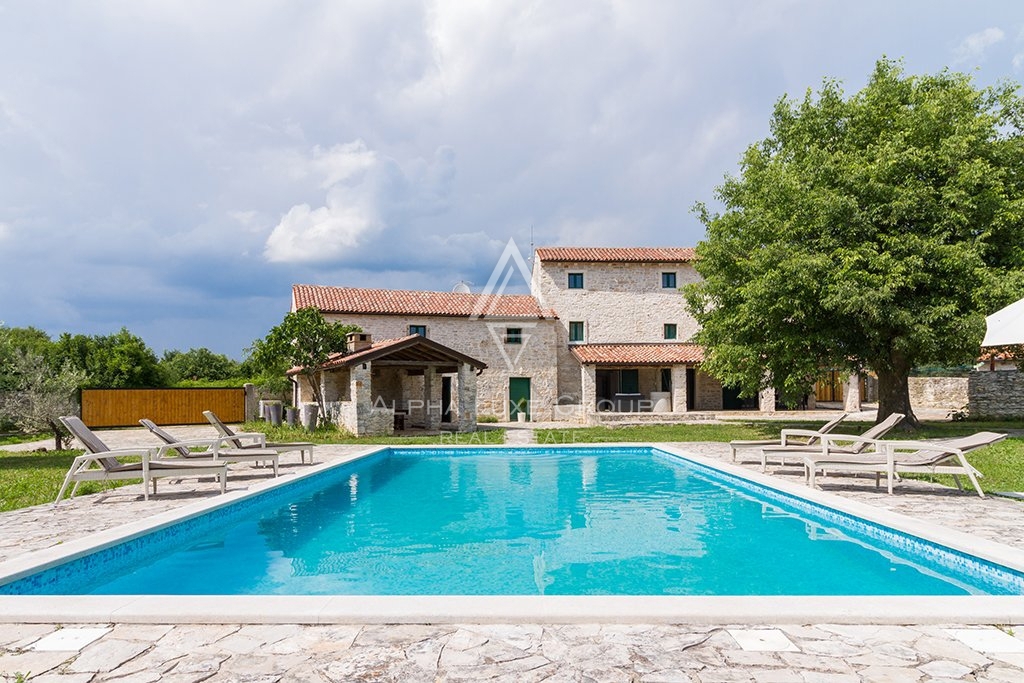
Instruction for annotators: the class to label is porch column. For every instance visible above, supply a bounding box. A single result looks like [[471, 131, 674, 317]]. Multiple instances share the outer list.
[[350, 362, 372, 436], [457, 363, 478, 432], [423, 366, 443, 430], [581, 365, 597, 417], [844, 373, 862, 413], [671, 365, 688, 413]]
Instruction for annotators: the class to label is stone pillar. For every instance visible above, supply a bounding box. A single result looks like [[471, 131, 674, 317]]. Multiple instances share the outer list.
[[844, 373, 862, 413], [243, 383, 259, 422], [581, 365, 597, 418], [457, 363, 478, 432], [350, 362, 372, 435], [423, 366, 443, 430], [671, 366, 688, 413], [759, 386, 776, 414]]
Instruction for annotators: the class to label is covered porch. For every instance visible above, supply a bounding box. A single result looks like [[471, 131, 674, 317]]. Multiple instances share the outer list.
[[294, 333, 487, 436], [572, 343, 705, 418]]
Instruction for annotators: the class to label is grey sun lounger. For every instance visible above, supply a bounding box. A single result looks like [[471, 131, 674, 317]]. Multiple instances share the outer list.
[[729, 412, 848, 462], [804, 431, 1006, 498], [758, 412, 905, 471], [140, 419, 281, 477], [55, 416, 228, 504], [204, 410, 314, 464]]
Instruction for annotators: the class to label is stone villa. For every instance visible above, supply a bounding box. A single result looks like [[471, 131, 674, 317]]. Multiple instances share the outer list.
[[291, 247, 775, 435]]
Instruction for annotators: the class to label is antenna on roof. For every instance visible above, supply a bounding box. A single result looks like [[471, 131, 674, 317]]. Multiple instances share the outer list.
[[452, 280, 472, 294]]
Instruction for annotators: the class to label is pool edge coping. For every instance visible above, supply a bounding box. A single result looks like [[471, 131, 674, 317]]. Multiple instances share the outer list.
[[2, 441, 1024, 625]]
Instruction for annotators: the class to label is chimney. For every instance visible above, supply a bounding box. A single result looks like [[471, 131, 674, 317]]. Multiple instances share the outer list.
[[346, 332, 372, 352]]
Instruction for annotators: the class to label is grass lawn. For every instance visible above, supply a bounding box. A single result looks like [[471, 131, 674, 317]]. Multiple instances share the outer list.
[[0, 449, 141, 512]]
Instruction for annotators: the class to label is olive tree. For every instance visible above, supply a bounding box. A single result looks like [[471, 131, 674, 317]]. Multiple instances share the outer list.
[[1, 349, 86, 449], [686, 59, 1024, 427]]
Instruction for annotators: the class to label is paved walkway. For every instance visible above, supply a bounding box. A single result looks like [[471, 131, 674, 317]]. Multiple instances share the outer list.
[[3, 426, 1024, 681]]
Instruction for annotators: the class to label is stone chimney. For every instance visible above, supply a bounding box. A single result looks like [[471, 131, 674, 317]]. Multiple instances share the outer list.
[[346, 332, 373, 353]]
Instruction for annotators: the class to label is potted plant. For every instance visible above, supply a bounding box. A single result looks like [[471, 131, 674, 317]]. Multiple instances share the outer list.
[[515, 398, 529, 423]]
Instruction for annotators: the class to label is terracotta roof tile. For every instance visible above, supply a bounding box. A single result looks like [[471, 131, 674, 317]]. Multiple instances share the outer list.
[[534, 247, 696, 263], [293, 285, 555, 318], [570, 343, 704, 365], [288, 334, 487, 374]]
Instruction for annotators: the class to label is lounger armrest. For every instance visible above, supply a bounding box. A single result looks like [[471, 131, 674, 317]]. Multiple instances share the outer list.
[[228, 431, 267, 447], [93, 446, 156, 458], [779, 429, 821, 446], [153, 436, 243, 458], [818, 433, 881, 448], [730, 439, 781, 448]]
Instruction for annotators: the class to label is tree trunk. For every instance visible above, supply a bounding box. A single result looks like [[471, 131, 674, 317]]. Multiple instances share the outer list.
[[49, 420, 65, 450], [875, 362, 919, 429]]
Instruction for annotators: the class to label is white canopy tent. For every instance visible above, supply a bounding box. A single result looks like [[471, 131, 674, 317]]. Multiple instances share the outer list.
[[982, 297, 1024, 347]]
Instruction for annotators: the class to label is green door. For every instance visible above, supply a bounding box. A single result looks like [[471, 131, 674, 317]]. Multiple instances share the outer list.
[[509, 377, 531, 421]]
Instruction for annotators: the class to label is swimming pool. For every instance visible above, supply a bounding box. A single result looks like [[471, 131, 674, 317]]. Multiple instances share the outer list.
[[3, 446, 1023, 597]]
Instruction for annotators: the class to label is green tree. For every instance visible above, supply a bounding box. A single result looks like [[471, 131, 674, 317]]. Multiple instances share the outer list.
[[53, 328, 166, 388], [161, 348, 240, 384], [246, 308, 359, 420], [686, 58, 1024, 427], [0, 325, 53, 391]]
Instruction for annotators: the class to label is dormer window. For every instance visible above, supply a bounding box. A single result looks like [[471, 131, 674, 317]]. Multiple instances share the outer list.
[[568, 272, 584, 289], [662, 272, 677, 289], [409, 325, 427, 337]]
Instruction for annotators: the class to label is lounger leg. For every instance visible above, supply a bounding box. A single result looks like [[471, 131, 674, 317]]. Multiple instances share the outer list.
[[951, 474, 964, 492], [274, 459, 279, 477], [220, 471, 227, 494], [54, 471, 76, 505], [70, 481, 82, 499], [964, 471, 985, 498]]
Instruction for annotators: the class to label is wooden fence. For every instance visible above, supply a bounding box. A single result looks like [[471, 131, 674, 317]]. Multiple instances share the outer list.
[[80, 388, 246, 428]]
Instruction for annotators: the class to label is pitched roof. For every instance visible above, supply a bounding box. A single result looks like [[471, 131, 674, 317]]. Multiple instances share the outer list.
[[570, 343, 704, 366], [534, 247, 696, 263], [293, 284, 555, 319], [288, 334, 487, 374]]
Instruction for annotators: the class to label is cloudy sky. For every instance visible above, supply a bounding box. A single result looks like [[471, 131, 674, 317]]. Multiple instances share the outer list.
[[1, 1, 1022, 358]]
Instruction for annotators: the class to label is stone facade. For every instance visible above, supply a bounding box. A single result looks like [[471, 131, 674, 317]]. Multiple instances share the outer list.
[[532, 259, 701, 402], [321, 313, 561, 421]]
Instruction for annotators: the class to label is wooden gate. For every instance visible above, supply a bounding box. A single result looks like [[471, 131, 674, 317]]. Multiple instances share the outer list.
[[80, 388, 245, 428]]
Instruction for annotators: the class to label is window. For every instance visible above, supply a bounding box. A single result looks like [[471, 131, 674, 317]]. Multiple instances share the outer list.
[[568, 272, 584, 289], [505, 327, 522, 344], [663, 323, 677, 340], [409, 324, 427, 337], [660, 368, 672, 392], [662, 272, 677, 289], [568, 321, 585, 343]]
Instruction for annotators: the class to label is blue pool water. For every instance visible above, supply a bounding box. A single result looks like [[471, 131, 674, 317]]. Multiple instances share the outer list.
[[4, 447, 1024, 596]]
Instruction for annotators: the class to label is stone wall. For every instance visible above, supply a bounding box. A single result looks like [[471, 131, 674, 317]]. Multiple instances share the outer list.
[[968, 370, 1024, 418], [908, 376, 968, 410], [694, 370, 723, 411]]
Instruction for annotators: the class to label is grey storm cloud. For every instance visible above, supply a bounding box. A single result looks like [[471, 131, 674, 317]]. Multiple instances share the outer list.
[[1, 0, 1023, 356]]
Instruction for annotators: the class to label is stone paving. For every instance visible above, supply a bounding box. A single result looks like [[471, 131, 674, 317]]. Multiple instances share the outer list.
[[3, 425, 1024, 681]]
